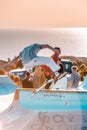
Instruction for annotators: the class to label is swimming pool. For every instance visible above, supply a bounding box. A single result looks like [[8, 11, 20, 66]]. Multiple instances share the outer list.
[[18, 89, 87, 112], [0, 83, 18, 95]]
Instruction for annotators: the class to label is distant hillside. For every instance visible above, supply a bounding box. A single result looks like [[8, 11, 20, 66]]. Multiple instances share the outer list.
[[0, 55, 87, 72], [61, 56, 87, 66], [0, 60, 8, 68], [0, 57, 23, 72]]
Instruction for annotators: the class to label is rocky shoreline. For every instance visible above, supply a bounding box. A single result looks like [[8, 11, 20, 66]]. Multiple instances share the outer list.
[[61, 56, 87, 66], [0, 55, 87, 71], [0, 56, 87, 80]]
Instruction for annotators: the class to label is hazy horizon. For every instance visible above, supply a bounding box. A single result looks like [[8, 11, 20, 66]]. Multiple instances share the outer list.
[[1, 0, 87, 61], [0, 28, 87, 61]]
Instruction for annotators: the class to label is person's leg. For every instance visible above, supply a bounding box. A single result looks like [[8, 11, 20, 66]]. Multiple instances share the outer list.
[[37, 57, 60, 72], [24, 56, 60, 75], [24, 58, 39, 70]]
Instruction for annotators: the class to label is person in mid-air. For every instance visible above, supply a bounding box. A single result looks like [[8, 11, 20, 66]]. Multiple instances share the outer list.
[[17, 43, 60, 77], [41, 47, 62, 79]]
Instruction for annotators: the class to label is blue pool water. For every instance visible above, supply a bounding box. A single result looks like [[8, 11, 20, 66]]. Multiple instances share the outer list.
[[19, 90, 87, 112], [0, 83, 18, 95]]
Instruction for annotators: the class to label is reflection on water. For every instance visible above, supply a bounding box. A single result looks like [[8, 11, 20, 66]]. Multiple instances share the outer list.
[[0, 28, 87, 60]]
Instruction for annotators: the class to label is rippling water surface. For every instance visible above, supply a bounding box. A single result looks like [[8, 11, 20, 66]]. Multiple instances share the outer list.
[[0, 28, 87, 60]]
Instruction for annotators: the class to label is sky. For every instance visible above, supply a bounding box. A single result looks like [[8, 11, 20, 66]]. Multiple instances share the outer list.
[[0, 0, 87, 28], [0, 0, 87, 60]]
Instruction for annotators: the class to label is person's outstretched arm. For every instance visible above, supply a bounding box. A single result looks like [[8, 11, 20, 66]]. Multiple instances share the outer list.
[[15, 54, 21, 61], [40, 44, 55, 52]]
